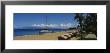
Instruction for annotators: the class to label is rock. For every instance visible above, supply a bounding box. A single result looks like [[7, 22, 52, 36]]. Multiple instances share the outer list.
[[58, 35, 68, 40], [64, 34, 71, 37], [70, 37, 77, 40], [70, 37, 81, 40], [84, 34, 96, 40]]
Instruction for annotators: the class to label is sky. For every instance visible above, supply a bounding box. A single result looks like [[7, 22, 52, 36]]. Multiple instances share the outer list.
[[14, 13, 79, 29]]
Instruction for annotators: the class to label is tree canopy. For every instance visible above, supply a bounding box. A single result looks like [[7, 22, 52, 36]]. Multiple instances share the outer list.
[[74, 13, 97, 35]]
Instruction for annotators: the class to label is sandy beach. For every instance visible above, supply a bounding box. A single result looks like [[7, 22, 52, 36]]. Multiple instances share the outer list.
[[14, 32, 68, 40]]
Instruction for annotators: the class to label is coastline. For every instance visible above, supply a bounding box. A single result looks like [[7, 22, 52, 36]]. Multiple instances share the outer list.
[[14, 31, 68, 40]]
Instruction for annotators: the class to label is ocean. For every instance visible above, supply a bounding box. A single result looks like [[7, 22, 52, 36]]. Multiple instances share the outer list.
[[14, 29, 67, 36]]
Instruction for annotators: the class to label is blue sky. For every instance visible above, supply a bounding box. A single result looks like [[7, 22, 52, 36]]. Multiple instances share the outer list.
[[14, 13, 79, 28]]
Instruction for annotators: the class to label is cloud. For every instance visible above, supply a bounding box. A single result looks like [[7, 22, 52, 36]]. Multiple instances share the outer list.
[[49, 24, 58, 27], [60, 23, 73, 28], [32, 24, 37, 27], [32, 23, 74, 28], [67, 23, 73, 27], [32, 24, 58, 27]]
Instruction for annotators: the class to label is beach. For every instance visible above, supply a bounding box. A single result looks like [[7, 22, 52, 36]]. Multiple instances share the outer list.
[[14, 30, 97, 40], [14, 31, 68, 40]]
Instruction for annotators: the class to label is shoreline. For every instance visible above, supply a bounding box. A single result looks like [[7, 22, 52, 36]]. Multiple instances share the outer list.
[[14, 31, 68, 40], [14, 30, 97, 40]]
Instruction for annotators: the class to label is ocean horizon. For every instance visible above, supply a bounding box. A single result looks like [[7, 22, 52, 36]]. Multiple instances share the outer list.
[[14, 29, 67, 36]]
